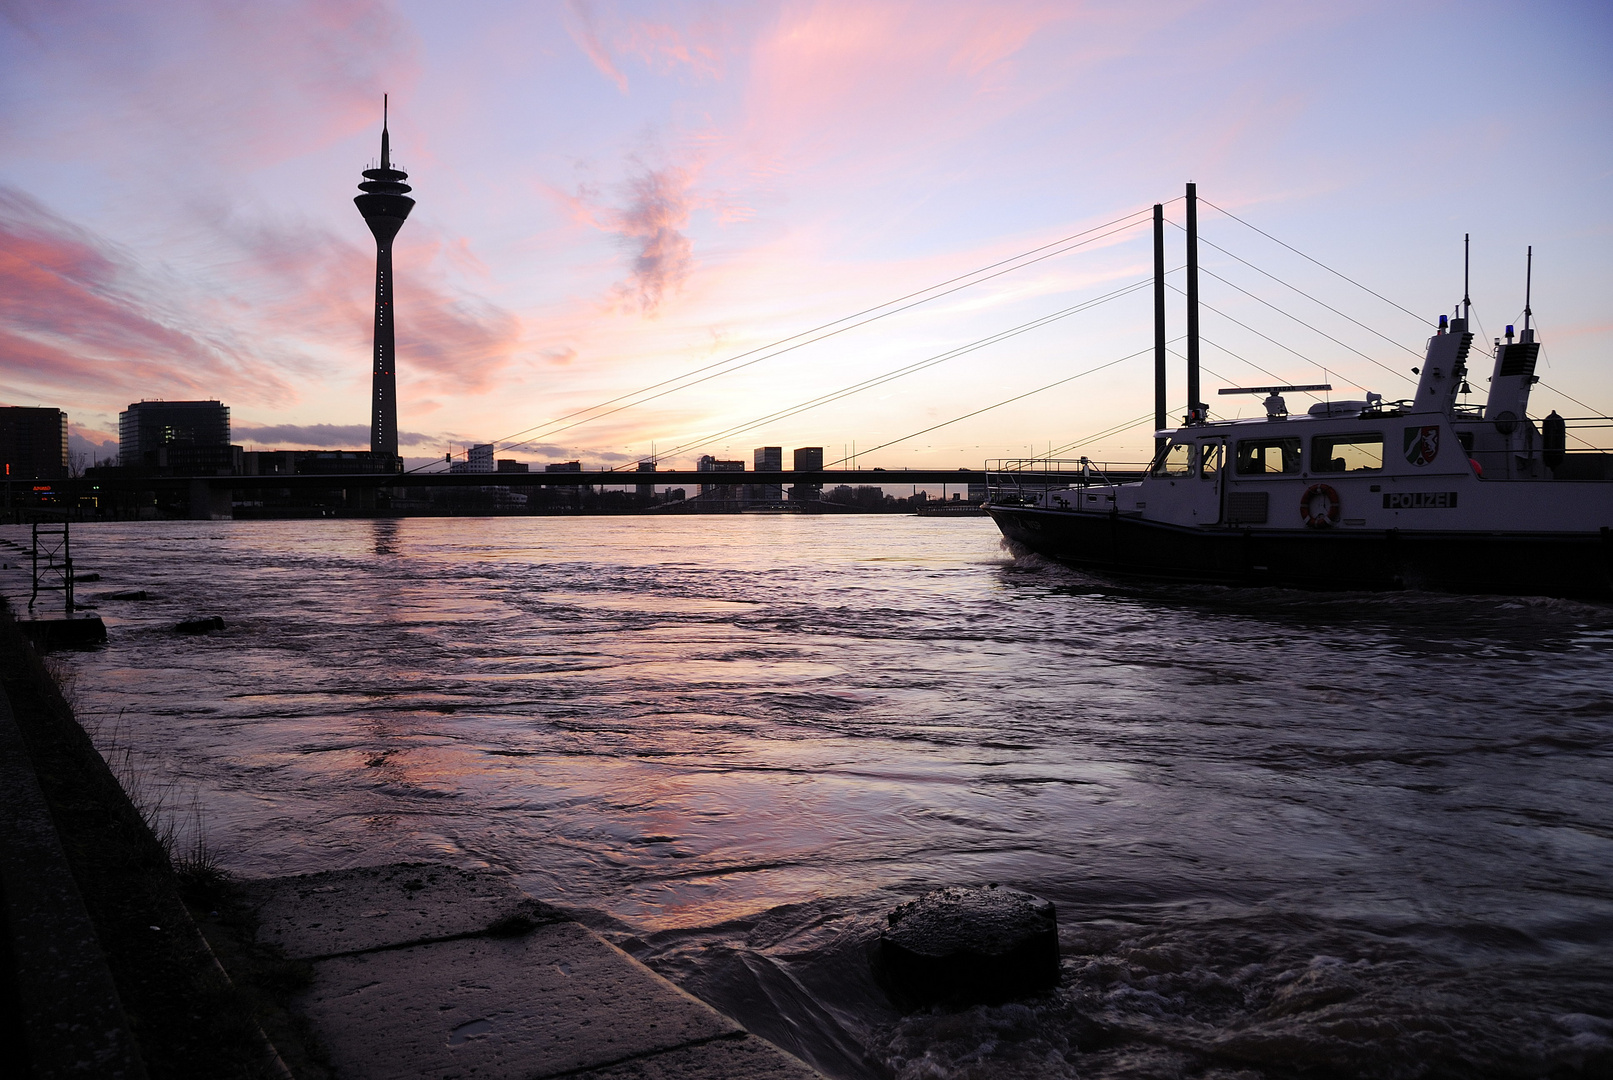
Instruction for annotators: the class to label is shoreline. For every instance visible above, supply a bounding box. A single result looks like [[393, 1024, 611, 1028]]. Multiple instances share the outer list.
[[0, 604, 826, 1079]]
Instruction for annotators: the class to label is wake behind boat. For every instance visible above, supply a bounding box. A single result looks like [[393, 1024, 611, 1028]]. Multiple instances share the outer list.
[[987, 189, 1613, 599]]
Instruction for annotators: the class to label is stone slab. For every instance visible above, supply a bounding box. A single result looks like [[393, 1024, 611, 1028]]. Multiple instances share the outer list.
[[244, 862, 563, 960], [0, 683, 146, 1078], [572, 1034, 826, 1080], [301, 920, 742, 1080]]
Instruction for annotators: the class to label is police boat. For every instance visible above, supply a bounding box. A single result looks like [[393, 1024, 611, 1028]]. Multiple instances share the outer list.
[[986, 263, 1612, 598]]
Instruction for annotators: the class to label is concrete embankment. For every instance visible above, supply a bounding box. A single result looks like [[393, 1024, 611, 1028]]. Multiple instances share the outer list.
[[0, 613, 827, 1079], [243, 863, 825, 1079]]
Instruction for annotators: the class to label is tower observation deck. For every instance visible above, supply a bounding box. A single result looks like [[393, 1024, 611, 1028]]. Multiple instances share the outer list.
[[354, 96, 413, 462]]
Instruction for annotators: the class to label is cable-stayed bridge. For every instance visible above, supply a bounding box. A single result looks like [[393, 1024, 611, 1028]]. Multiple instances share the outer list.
[[44, 184, 1604, 518]]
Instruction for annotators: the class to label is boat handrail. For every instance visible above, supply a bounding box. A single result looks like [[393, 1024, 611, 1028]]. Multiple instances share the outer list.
[[983, 457, 1149, 501]]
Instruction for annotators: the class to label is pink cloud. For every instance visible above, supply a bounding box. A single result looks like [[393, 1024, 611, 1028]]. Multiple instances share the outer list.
[[0, 182, 524, 433], [0, 186, 270, 404], [172, 200, 526, 400], [566, 0, 630, 93], [234, 422, 437, 449], [563, 159, 701, 314], [561, 0, 732, 90], [0, 0, 421, 171]]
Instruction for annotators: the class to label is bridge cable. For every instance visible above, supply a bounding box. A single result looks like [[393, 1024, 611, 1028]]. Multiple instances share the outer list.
[[499, 213, 1152, 456], [632, 276, 1160, 467], [1047, 410, 1157, 458], [1193, 264, 1419, 386], [824, 340, 1171, 467], [1198, 198, 1428, 324], [494, 207, 1163, 455], [1164, 282, 1341, 397], [1167, 220, 1425, 369]]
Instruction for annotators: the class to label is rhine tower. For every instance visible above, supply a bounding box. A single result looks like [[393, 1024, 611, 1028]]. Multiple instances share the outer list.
[[354, 96, 413, 463]]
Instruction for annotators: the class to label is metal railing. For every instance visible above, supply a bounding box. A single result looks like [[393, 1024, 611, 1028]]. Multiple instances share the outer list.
[[983, 457, 1149, 503]]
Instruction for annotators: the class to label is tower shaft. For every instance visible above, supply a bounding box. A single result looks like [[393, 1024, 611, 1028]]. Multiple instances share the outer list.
[[371, 241, 398, 456]]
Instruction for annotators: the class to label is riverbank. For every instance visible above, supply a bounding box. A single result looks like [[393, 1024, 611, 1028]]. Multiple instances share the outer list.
[[0, 605, 826, 1079], [0, 604, 293, 1077]]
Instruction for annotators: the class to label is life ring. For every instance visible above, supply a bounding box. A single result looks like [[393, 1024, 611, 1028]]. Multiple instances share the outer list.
[[1299, 483, 1341, 528]]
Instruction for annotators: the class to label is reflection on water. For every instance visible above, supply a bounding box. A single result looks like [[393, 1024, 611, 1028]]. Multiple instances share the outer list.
[[370, 518, 399, 556], [38, 516, 1613, 1078]]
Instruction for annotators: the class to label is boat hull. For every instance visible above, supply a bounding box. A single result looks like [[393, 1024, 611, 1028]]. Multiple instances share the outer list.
[[987, 505, 1613, 599]]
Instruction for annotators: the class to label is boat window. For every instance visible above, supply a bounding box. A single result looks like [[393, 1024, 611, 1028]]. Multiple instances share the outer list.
[[1311, 433, 1383, 473], [1199, 442, 1223, 480], [1234, 438, 1301, 475], [1153, 441, 1193, 477]]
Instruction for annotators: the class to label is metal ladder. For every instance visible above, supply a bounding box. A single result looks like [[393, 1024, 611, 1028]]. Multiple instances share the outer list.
[[28, 520, 73, 617]]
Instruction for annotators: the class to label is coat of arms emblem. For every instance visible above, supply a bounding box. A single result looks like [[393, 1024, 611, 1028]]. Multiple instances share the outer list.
[[1403, 425, 1439, 467]]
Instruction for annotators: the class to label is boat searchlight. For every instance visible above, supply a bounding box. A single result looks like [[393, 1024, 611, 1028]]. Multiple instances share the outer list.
[[1217, 384, 1332, 421]]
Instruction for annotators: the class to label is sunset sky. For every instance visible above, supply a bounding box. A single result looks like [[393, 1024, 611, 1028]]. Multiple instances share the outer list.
[[2, 0, 1609, 473]]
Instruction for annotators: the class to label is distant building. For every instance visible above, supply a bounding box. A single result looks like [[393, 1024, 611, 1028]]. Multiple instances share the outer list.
[[496, 459, 529, 473], [0, 407, 68, 481], [791, 446, 823, 502], [240, 450, 297, 476], [697, 454, 746, 504], [635, 460, 657, 499], [544, 459, 591, 498], [449, 443, 495, 474], [155, 444, 244, 474], [279, 450, 392, 475], [751, 446, 782, 503], [119, 400, 234, 470]]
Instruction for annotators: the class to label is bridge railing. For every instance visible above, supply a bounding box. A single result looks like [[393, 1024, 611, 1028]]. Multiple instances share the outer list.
[[983, 458, 1149, 503]]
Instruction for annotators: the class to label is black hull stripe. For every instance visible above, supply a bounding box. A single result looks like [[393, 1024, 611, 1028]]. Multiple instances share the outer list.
[[987, 507, 1613, 599]]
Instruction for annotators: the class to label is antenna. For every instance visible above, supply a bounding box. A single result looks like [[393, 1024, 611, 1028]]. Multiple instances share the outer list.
[[1185, 182, 1200, 421], [1153, 203, 1166, 455], [1462, 233, 1470, 325], [1522, 245, 1533, 341], [380, 94, 391, 170]]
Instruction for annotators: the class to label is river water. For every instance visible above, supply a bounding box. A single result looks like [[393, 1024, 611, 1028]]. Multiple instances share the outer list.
[[29, 516, 1613, 1078]]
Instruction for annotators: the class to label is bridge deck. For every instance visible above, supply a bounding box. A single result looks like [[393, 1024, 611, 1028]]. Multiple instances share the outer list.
[[67, 468, 1141, 491]]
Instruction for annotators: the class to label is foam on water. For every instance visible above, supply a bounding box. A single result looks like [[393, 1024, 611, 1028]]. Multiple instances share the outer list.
[[34, 516, 1613, 1078]]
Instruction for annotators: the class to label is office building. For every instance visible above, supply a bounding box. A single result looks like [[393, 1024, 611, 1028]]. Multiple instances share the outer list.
[[791, 446, 824, 502], [697, 454, 745, 504], [751, 446, 783, 503], [240, 449, 394, 476], [635, 460, 657, 499], [450, 443, 495, 474], [0, 407, 68, 480], [119, 400, 234, 469], [544, 459, 592, 498]]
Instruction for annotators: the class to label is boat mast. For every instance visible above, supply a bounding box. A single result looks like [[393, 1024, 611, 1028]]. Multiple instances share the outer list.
[[1154, 203, 1166, 453], [1462, 233, 1471, 327], [1522, 246, 1534, 343], [1185, 183, 1201, 422]]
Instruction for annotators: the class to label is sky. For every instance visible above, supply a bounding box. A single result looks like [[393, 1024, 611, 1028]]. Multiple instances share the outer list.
[[1, 0, 1609, 473]]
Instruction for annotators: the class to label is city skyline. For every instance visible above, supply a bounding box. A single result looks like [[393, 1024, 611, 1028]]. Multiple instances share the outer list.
[[1, 1, 1609, 473]]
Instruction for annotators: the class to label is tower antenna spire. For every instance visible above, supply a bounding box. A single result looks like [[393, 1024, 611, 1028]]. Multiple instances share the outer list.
[[380, 93, 391, 170]]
